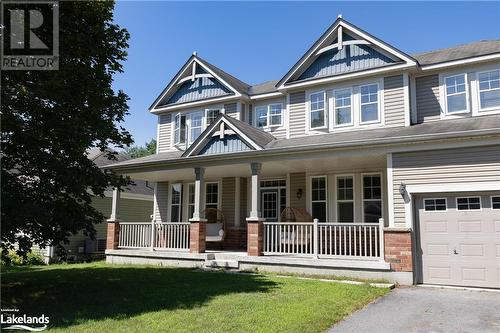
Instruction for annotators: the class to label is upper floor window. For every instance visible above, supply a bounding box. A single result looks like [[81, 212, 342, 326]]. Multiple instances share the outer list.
[[255, 103, 283, 128], [189, 111, 203, 143], [360, 83, 379, 123], [334, 88, 353, 127], [206, 109, 221, 126], [444, 74, 468, 114], [478, 69, 500, 110], [174, 114, 186, 145], [310, 92, 326, 129]]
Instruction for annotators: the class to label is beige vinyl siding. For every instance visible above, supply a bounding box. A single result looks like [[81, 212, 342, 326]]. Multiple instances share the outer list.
[[415, 74, 441, 124], [384, 75, 405, 126], [65, 196, 153, 255], [224, 102, 238, 119], [250, 97, 287, 139], [154, 182, 169, 221], [222, 177, 236, 226], [157, 113, 172, 152], [392, 145, 500, 227], [289, 91, 306, 138], [239, 177, 247, 223], [290, 172, 306, 209]]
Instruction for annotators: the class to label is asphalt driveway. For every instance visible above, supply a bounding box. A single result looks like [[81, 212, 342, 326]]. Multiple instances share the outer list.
[[330, 286, 500, 333]]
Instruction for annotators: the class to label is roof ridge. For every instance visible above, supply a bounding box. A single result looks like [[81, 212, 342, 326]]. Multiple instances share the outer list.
[[195, 55, 251, 91]]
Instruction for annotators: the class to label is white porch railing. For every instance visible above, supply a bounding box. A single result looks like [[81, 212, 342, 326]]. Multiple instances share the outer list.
[[117, 222, 190, 251], [118, 222, 152, 248], [263, 218, 384, 259], [154, 222, 190, 251]]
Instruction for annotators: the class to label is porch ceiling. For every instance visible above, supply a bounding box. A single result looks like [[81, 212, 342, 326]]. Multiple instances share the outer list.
[[122, 153, 386, 182]]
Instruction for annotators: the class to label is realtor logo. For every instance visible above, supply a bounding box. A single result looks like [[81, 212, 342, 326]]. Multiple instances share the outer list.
[[1, 0, 59, 70]]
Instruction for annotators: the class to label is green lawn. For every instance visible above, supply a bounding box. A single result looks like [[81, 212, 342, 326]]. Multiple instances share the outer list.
[[1, 263, 389, 332]]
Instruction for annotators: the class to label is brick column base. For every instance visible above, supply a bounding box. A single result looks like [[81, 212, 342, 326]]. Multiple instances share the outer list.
[[384, 228, 413, 272], [247, 219, 264, 256], [106, 221, 120, 250], [190, 220, 206, 253]]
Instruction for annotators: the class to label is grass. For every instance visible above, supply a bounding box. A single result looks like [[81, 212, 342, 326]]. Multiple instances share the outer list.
[[1, 262, 389, 332]]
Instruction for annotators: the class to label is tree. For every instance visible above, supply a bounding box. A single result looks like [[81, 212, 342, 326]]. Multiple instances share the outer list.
[[125, 139, 157, 158], [1, 1, 133, 258]]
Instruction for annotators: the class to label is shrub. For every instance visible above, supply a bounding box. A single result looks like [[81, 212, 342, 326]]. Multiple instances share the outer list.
[[1, 250, 46, 266]]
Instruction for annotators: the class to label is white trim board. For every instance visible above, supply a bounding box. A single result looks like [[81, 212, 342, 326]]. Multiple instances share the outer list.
[[104, 191, 153, 201]]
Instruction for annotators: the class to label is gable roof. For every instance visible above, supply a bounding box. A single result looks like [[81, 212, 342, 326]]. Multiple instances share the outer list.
[[149, 55, 251, 111], [276, 17, 417, 89], [413, 40, 500, 66], [182, 114, 275, 157]]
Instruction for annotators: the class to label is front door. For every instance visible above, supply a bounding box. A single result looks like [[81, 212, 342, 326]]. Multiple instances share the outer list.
[[261, 189, 279, 222]]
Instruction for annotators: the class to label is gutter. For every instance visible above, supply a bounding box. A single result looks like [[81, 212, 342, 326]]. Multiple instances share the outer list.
[[104, 127, 500, 172]]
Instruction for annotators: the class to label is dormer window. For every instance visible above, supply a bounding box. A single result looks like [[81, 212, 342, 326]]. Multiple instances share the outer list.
[[310, 91, 326, 129], [174, 113, 186, 145], [444, 74, 468, 114], [360, 83, 379, 123]]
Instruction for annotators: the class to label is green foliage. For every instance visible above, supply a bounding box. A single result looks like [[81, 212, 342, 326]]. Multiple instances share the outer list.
[[1, 263, 389, 332], [1, 250, 45, 266], [1, 1, 133, 259], [124, 139, 157, 158]]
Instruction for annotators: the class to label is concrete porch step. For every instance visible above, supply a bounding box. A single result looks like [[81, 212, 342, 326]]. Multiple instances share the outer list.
[[204, 259, 240, 269]]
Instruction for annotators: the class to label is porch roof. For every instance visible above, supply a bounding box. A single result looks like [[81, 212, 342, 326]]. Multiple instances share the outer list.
[[103, 115, 500, 173]]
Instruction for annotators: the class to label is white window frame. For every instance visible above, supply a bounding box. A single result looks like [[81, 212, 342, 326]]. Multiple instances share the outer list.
[[361, 172, 383, 223], [173, 113, 186, 146], [268, 103, 283, 127], [359, 82, 381, 125], [333, 88, 354, 128], [456, 196, 482, 211], [168, 183, 183, 222], [476, 68, 500, 113], [254, 103, 283, 128], [442, 73, 470, 116], [187, 183, 195, 219], [310, 175, 328, 222], [334, 174, 355, 223], [308, 91, 327, 130], [205, 181, 220, 210], [491, 195, 500, 210], [188, 111, 204, 144], [255, 105, 268, 128], [423, 198, 448, 212], [205, 108, 223, 127]]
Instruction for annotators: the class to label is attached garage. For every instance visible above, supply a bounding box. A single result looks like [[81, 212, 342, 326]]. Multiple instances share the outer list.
[[415, 192, 500, 289]]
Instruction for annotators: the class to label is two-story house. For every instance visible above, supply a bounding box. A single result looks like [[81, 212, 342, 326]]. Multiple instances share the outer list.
[[104, 17, 500, 288]]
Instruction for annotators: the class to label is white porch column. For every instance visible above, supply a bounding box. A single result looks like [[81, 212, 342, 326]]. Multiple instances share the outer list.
[[248, 162, 262, 220], [190, 167, 207, 222], [108, 187, 120, 221]]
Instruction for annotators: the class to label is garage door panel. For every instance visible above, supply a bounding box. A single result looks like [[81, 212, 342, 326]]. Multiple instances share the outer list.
[[417, 193, 500, 289]]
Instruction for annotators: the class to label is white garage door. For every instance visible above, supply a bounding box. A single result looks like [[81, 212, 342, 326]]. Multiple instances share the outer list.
[[416, 193, 500, 289]]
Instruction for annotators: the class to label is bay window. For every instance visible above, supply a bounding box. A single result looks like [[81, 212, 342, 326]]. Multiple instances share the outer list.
[[360, 83, 379, 123], [478, 69, 500, 110], [311, 176, 327, 222], [189, 111, 203, 143], [174, 114, 186, 145], [334, 88, 352, 126], [310, 92, 326, 129], [444, 74, 468, 114], [362, 174, 382, 223]]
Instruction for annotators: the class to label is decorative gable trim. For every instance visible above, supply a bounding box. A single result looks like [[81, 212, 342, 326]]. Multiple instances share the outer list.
[[276, 17, 417, 90], [150, 56, 245, 113], [183, 115, 263, 157]]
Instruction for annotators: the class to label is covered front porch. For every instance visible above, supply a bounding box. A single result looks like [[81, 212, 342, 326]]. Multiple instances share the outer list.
[[104, 149, 412, 283]]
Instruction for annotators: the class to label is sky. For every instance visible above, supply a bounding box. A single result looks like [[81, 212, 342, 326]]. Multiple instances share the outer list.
[[112, 1, 500, 146]]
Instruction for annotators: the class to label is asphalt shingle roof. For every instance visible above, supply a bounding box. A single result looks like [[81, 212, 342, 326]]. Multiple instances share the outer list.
[[412, 40, 500, 66]]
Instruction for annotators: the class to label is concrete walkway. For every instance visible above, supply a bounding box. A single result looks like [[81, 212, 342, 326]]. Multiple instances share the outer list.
[[330, 286, 500, 333]]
